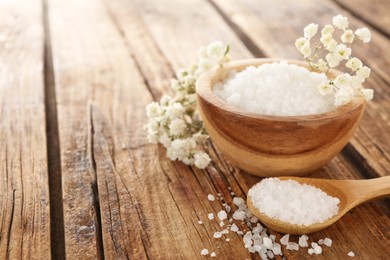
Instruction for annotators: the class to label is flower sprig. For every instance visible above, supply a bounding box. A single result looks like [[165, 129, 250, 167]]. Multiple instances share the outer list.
[[295, 15, 374, 107], [146, 41, 230, 169]]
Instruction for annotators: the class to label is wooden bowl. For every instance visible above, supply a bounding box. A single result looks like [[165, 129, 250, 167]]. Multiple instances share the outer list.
[[196, 59, 366, 177]]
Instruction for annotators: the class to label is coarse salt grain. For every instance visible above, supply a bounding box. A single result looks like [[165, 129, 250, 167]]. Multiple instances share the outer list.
[[200, 248, 208, 255], [232, 210, 246, 221], [208, 213, 214, 220], [198, 220, 203, 225], [217, 210, 227, 221], [214, 61, 335, 116], [207, 194, 215, 201], [248, 178, 340, 226], [280, 234, 290, 246], [299, 235, 309, 247], [213, 232, 222, 238], [211, 252, 216, 257], [348, 251, 355, 257], [323, 238, 333, 247]]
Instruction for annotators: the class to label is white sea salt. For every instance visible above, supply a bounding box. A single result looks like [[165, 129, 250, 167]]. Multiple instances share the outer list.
[[286, 242, 299, 251], [232, 210, 246, 221], [218, 209, 227, 220], [214, 61, 335, 116], [323, 238, 333, 247], [207, 194, 215, 201], [230, 223, 239, 232], [248, 178, 340, 226], [348, 251, 355, 257], [263, 237, 273, 249], [211, 252, 216, 257], [299, 235, 309, 247], [208, 213, 214, 220], [198, 220, 203, 225], [213, 232, 222, 238], [200, 248, 209, 255], [280, 234, 290, 246]]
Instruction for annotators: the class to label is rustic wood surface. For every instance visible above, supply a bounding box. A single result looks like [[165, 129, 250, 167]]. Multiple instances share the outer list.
[[0, 0, 389, 259]]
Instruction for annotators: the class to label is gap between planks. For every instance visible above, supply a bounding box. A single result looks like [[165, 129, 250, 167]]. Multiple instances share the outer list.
[[43, 0, 65, 258]]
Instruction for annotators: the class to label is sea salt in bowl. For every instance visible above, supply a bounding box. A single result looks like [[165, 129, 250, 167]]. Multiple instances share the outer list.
[[196, 59, 365, 176]]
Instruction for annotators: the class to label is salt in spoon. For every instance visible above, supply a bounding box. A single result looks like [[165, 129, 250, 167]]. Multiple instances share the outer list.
[[247, 176, 390, 234]]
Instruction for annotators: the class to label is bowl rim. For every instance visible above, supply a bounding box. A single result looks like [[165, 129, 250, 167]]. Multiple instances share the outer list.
[[196, 58, 365, 123]]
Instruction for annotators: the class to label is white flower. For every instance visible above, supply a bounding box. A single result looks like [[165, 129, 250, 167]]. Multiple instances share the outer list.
[[182, 156, 195, 165], [317, 82, 333, 95], [321, 24, 334, 35], [160, 95, 172, 106], [334, 87, 354, 107], [198, 59, 212, 73], [169, 118, 187, 136], [355, 28, 371, 43], [320, 33, 333, 46], [159, 133, 172, 148], [304, 23, 318, 39], [166, 102, 185, 118], [350, 75, 365, 88], [334, 44, 351, 60], [360, 88, 374, 101], [300, 43, 312, 58], [315, 59, 328, 72], [334, 73, 352, 88], [326, 53, 340, 68], [168, 138, 197, 161], [193, 132, 209, 143], [346, 57, 362, 71], [332, 15, 349, 30], [341, 29, 355, 43], [356, 66, 371, 78], [207, 41, 225, 57], [146, 102, 162, 118], [146, 120, 159, 135], [295, 37, 308, 49], [325, 39, 337, 52], [194, 152, 211, 169]]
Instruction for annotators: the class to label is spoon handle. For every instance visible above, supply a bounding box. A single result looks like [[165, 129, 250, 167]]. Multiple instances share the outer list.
[[347, 176, 390, 205]]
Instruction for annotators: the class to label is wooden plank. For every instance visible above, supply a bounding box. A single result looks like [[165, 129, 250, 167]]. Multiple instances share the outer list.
[[209, 0, 390, 178], [104, 0, 390, 259], [333, 0, 390, 38], [0, 0, 51, 259]]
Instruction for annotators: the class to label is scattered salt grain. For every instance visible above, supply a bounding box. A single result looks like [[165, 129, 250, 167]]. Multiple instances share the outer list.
[[230, 223, 239, 232], [232, 210, 246, 221], [225, 238, 230, 242], [311, 242, 319, 248], [267, 251, 274, 259], [250, 216, 258, 223], [269, 234, 276, 242], [308, 248, 314, 255], [232, 197, 245, 207], [208, 213, 214, 220], [263, 237, 273, 249], [299, 235, 309, 247], [219, 221, 225, 227], [248, 178, 340, 226], [348, 251, 355, 257], [280, 234, 290, 246], [272, 243, 282, 255], [214, 61, 334, 116], [198, 220, 203, 225], [221, 229, 229, 234], [211, 252, 216, 257], [213, 232, 222, 238], [318, 239, 324, 244], [314, 246, 322, 255], [286, 242, 299, 251], [200, 248, 209, 256], [230, 192, 235, 196], [217, 210, 227, 221], [207, 194, 215, 201], [323, 238, 333, 247]]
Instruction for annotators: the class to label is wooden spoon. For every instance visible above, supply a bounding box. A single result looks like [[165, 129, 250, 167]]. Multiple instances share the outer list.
[[247, 176, 390, 234]]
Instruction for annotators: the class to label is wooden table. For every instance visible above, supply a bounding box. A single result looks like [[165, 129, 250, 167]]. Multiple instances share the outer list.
[[1, 0, 389, 259]]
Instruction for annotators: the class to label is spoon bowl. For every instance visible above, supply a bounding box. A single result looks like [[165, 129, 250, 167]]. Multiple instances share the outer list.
[[247, 176, 390, 234]]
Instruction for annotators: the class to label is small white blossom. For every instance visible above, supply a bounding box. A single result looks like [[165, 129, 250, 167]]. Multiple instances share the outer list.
[[334, 74, 352, 88], [169, 118, 187, 136], [295, 37, 308, 49], [320, 33, 333, 46], [207, 41, 225, 57], [321, 24, 334, 35], [346, 57, 362, 71], [335, 87, 354, 107], [317, 82, 333, 95], [361, 88, 374, 101], [326, 53, 340, 68], [325, 39, 338, 52], [146, 102, 162, 118], [332, 15, 349, 30], [159, 133, 171, 148], [341, 29, 355, 43], [356, 66, 371, 78], [299, 43, 312, 58], [334, 44, 351, 60], [355, 28, 371, 43], [315, 59, 328, 72], [160, 95, 172, 106], [304, 23, 318, 39], [194, 152, 211, 169], [166, 102, 185, 119], [350, 75, 365, 88]]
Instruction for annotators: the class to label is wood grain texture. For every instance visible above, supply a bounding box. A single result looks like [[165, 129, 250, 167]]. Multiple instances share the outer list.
[[333, 0, 390, 37], [0, 0, 51, 258], [209, 0, 390, 178], [102, 0, 390, 259]]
